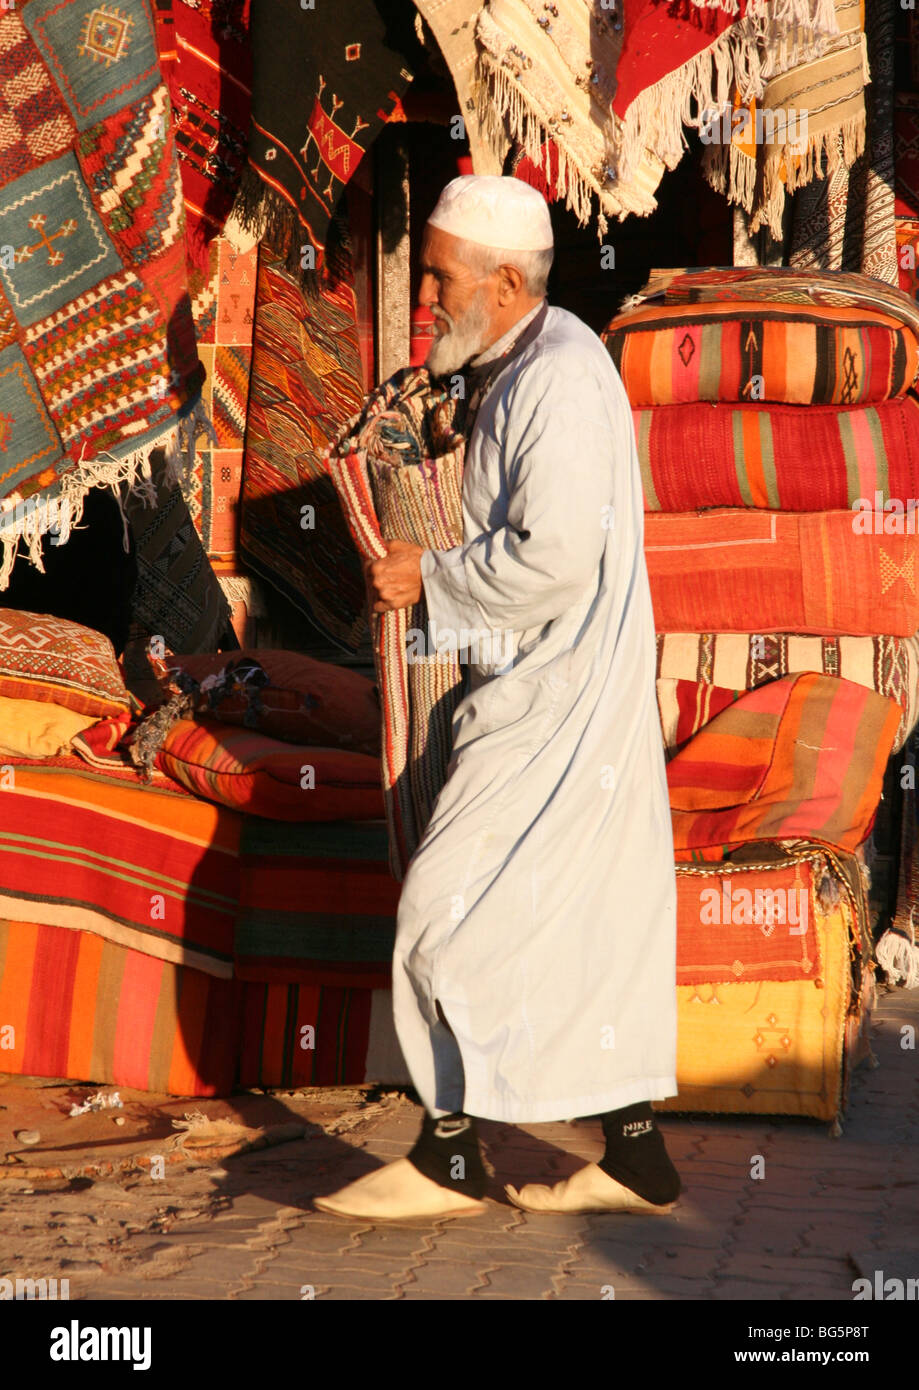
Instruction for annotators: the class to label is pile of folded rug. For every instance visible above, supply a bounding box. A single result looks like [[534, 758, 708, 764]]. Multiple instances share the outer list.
[[603, 264, 919, 1123]]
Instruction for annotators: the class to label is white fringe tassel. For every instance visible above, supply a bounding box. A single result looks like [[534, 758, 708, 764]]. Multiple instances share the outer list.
[[475, 0, 841, 235], [876, 920, 919, 990], [0, 399, 215, 590]]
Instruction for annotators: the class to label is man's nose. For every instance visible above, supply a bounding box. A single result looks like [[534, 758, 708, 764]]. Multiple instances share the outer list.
[[418, 273, 438, 308]]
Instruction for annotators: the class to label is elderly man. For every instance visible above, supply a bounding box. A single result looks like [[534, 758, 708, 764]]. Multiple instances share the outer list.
[[315, 176, 680, 1221]]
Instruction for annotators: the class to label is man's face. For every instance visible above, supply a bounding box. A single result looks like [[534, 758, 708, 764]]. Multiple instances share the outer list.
[[418, 225, 499, 376]]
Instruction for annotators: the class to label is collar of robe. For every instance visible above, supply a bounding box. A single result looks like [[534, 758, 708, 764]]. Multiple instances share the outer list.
[[457, 299, 550, 441]]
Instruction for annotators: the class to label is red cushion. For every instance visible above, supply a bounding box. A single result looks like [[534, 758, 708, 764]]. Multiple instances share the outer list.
[[172, 650, 380, 755], [156, 719, 384, 821]]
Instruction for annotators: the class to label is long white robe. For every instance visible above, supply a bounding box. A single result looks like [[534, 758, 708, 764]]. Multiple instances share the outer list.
[[391, 305, 678, 1123]]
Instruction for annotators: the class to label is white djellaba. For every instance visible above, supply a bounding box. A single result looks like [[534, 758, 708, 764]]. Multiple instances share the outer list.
[[391, 176, 678, 1123]]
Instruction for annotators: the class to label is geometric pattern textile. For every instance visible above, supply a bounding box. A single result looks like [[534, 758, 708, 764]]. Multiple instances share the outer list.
[[604, 300, 919, 407], [324, 367, 466, 881], [239, 242, 367, 650], [237, 817, 399, 989], [0, 607, 134, 718], [656, 630, 919, 754], [644, 507, 919, 637], [476, 0, 838, 230], [126, 462, 233, 655], [151, 0, 252, 270], [702, 0, 867, 240], [0, 913, 381, 1094], [657, 844, 871, 1122], [637, 264, 919, 338], [233, 0, 417, 267], [788, 0, 899, 286], [0, 1, 206, 585], [185, 234, 256, 564], [0, 917, 241, 1096], [0, 758, 242, 976]]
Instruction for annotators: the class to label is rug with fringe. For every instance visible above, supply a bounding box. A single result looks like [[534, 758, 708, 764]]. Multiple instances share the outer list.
[[0, 0, 208, 587], [702, 0, 868, 239], [474, 0, 838, 230], [324, 368, 466, 881], [231, 0, 419, 272], [788, 0, 898, 285]]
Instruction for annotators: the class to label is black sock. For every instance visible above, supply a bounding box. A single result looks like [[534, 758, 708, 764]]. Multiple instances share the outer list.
[[597, 1102, 681, 1205], [406, 1112, 488, 1199]]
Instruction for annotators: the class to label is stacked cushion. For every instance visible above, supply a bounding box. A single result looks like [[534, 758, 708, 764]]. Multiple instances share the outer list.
[[172, 649, 380, 755], [157, 719, 384, 821], [605, 299, 919, 407], [0, 610, 134, 720]]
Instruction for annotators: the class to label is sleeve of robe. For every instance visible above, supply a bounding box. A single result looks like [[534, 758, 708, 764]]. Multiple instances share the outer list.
[[420, 353, 616, 637]]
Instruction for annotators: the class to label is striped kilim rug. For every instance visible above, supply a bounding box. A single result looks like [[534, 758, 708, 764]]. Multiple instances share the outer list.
[[324, 368, 465, 881]]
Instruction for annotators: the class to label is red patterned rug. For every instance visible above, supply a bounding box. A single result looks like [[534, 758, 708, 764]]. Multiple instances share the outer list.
[[152, 0, 252, 269], [238, 241, 368, 651], [0, 0, 206, 586]]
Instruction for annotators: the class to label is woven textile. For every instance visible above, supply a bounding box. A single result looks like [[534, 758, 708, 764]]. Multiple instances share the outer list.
[[237, 817, 398, 988], [239, 979, 374, 1089], [657, 844, 869, 1122], [239, 243, 368, 650], [155, 718, 384, 821], [0, 608, 133, 718], [151, 0, 252, 269], [0, 0, 208, 583], [899, 218, 919, 308], [414, 0, 501, 174], [676, 855, 822, 986], [657, 678, 744, 758], [667, 673, 901, 858], [656, 631, 919, 754], [897, 100, 919, 217], [884, 730, 919, 988], [641, 265, 919, 338], [605, 302, 919, 407], [703, 0, 867, 239], [171, 649, 381, 753], [475, 0, 837, 228], [644, 508, 919, 637], [0, 918, 240, 1095], [233, 0, 417, 267], [633, 395, 919, 512], [0, 759, 241, 975], [185, 234, 257, 565], [126, 463, 233, 654], [324, 367, 465, 880], [894, 5, 919, 216], [789, 0, 898, 285]]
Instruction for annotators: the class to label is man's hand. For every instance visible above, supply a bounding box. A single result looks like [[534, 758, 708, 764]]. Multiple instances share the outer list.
[[365, 539, 425, 613]]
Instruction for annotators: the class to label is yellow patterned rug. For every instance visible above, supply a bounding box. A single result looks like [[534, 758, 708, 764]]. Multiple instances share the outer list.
[[657, 843, 873, 1125]]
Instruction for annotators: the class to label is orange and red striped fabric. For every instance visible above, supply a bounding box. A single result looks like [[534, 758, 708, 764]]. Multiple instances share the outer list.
[[668, 673, 902, 859]]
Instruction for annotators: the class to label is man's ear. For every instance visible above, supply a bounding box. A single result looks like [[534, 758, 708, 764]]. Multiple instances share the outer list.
[[496, 262, 525, 304]]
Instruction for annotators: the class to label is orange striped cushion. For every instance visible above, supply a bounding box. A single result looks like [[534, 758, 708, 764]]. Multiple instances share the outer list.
[[604, 301, 919, 406], [157, 719, 384, 821]]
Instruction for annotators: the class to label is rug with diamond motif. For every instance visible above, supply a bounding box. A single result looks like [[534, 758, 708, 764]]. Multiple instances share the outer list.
[[0, 0, 207, 587]]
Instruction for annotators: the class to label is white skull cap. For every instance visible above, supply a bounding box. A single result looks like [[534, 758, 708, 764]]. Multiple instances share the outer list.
[[427, 175, 554, 251]]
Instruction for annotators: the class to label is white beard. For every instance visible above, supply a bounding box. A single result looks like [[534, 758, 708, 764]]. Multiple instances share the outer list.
[[425, 291, 491, 378]]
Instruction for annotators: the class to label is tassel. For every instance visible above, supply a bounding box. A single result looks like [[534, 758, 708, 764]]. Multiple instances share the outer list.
[[875, 925, 919, 989], [0, 399, 215, 589]]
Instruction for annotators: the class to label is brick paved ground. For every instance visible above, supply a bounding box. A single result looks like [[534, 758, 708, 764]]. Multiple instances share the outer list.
[[2, 980, 917, 1302]]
